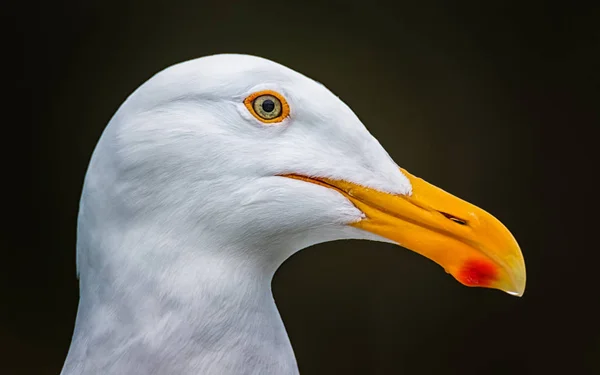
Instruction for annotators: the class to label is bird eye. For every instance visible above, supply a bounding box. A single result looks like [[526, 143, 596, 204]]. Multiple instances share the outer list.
[[244, 90, 290, 123], [254, 95, 281, 119]]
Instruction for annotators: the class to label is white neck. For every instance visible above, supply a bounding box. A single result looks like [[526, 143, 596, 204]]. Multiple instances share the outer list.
[[60, 124, 375, 375], [61, 218, 299, 375]]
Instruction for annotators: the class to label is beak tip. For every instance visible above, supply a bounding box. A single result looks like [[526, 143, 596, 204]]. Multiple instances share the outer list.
[[507, 256, 527, 298], [454, 257, 526, 297], [501, 269, 526, 297], [505, 285, 525, 297]]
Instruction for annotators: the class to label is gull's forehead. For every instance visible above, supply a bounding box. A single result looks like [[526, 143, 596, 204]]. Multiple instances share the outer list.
[[146, 54, 361, 140], [145, 54, 324, 103], [181, 53, 292, 74]]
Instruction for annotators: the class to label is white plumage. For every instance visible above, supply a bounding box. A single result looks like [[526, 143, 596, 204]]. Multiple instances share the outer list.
[[61, 54, 525, 375]]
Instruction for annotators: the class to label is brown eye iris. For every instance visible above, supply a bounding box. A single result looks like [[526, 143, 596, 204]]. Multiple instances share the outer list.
[[244, 90, 290, 123], [253, 95, 282, 120]]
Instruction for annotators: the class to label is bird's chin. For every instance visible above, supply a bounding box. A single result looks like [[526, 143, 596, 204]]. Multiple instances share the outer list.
[[282, 169, 526, 297]]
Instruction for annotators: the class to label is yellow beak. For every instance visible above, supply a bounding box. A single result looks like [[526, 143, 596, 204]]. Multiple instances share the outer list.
[[284, 168, 526, 296]]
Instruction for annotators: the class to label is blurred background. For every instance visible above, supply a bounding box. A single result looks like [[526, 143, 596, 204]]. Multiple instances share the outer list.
[[6, 1, 599, 374]]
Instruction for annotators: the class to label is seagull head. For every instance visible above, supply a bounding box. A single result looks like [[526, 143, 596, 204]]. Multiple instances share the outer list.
[[93, 53, 525, 296]]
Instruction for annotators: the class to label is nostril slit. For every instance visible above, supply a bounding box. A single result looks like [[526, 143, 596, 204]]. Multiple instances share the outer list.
[[439, 211, 468, 225]]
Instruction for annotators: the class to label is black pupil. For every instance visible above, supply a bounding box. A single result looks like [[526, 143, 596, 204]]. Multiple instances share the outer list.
[[261, 99, 275, 113]]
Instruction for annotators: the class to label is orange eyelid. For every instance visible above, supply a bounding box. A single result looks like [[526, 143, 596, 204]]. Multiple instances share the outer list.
[[243, 90, 290, 124]]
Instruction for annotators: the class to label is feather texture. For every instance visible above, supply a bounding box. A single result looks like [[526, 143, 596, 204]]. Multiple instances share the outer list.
[[61, 54, 409, 375]]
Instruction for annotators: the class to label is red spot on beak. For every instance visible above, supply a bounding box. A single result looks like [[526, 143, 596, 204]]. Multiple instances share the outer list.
[[459, 259, 498, 287]]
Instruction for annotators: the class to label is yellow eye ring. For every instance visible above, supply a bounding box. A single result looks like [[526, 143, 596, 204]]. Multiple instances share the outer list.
[[244, 90, 290, 123]]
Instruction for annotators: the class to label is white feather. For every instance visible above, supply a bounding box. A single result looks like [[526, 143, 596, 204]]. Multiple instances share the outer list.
[[62, 53, 410, 375]]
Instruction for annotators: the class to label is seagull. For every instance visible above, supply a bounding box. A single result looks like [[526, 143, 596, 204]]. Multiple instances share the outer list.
[[60, 54, 526, 375]]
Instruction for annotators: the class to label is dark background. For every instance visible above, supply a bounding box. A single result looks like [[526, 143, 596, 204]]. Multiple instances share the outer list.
[[5, 1, 599, 374]]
